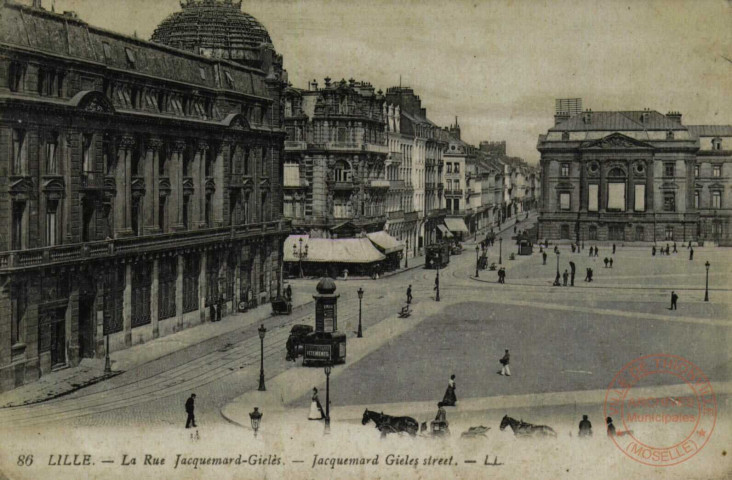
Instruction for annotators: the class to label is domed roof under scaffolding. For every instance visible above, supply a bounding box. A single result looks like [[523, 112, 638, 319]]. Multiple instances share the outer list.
[[151, 0, 273, 61]]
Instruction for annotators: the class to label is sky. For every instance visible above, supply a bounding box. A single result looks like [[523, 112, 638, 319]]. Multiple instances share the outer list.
[[37, 0, 732, 164]]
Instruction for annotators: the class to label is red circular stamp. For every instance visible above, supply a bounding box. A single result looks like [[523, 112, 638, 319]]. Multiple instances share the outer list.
[[603, 354, 717, 467]]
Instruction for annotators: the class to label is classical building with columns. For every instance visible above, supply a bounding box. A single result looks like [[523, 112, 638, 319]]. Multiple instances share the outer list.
[[537, 109, 731, 243], [0, 0, 288, 392]]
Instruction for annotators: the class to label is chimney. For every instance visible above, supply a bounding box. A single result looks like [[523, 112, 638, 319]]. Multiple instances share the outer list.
[[554, 111, 570, 126], [324, 77, 331, 88], [666, 111, 682, 124]]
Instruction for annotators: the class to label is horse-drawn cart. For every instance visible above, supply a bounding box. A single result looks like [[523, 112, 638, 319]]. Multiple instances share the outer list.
[[271, 296, 292, 315]]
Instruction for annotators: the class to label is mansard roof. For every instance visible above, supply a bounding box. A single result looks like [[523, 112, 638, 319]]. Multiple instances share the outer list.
[[550, 110, 687, 132]]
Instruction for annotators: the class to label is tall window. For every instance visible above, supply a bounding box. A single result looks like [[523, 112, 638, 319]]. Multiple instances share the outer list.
[[665, 225, 674, 240], [261, 192, 268, 221], [11, 282, 28, 345], [158, 196, 167, 232], [454, 163, 460, 174], [634, 185, 646, 212], [712, 191, 722, 209], [694, 191, 700, 209], [454, 199, 460, 211], [82, 133, 93, 173], [12, 201, 25, 250], [131, 197, 141, 235], [588, 225, 598, 241], [8, 61, 24, 92], [182, 196, 190, 229], [205, 194, 213, 227], [559, 192, 570, 210], [261, 148, 268, 176], [45, 133, 58, 174], [663, 192, 676, 212], [588, 184, 599, 212], [561, 163, 569, 177], [664, 163, 675, 177], [694, 165, 700, 178], [46, 200, 59, 246], [713, 165, 722, 177], [446, 163, 452, 173], [12, 129, 27, 175], [334, 161, 352, 182]]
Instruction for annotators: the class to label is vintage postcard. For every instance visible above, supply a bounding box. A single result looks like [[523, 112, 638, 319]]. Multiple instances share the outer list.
[[0, 0, 730, 479]]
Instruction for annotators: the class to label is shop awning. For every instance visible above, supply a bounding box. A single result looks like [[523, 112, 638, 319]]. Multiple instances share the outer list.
[[437, 225, 454, 238], [445, 217, 469, 233], [283, 235, 385, 263], [367, 231, 404, 254]]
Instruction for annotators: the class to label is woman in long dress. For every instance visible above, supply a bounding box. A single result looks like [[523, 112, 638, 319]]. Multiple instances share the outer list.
[[441, 374, 457, 406], [308, 388, 324, 420]]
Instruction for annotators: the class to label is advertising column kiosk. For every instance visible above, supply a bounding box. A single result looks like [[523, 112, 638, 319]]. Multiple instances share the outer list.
[[303, 277, 347, 366]]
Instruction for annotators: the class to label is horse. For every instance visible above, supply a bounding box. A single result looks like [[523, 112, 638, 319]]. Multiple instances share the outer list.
[[499, 415, 557, 438], [362, 409, 419, 437]]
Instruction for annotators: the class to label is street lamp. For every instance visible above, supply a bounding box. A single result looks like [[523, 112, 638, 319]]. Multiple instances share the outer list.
[[258, 324, 267, 391], [553, 251, 561, 286], [293, 238, 308, 278], [324, 364, 332, 433], [499, 237, 503, 265], [404, 238, 409, 269], [357, 287, 364, 338], [104, 332, 111, 374], [249, 407, 262, 438], [475, 245, 480, 278], [704, 261, 710, 302], [435, 260, 441, 302]]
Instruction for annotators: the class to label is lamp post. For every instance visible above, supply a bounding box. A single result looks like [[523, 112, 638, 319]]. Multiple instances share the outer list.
[[357, 287, 364, 338], [499, 237, 503, 265], [553, 251, 561, 286], [704, 261, 710, 302], [104, 333, 111, 374], [249, 407, 262, 438], [257, 324, 266, 391], [404, 237, 409, 269], [475, 245, 480, 278], [293, 238, 308, 279], [324, 364, 332, 433]]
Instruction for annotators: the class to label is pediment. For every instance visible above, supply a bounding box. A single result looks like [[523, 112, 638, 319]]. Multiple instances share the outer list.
[[582, 133, 653, 150], [69, 90, 115, 114], [9, 176, 35, 197], [708, 182, 725, 190], [205, 178, 216, 194], [260, 177, 271, 189], [159, 178, 171, 193], [221, 113, 250, 131], [42, 177, 66, 198], [660, 182, 678, 190]]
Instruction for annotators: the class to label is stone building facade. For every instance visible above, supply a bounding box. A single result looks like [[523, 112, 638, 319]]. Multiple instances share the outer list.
[[0, 0, 288, 392], [537, 109, 718, 243], [282, 78, 389, 238]]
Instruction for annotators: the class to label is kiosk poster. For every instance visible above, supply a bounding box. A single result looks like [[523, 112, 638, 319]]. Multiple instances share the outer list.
[[0, 1, 730, 480]]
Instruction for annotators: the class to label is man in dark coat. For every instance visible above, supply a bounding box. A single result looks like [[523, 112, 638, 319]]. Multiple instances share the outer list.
[[603, 257, 609, 268], [579, 415, 593, 437], [407, 285, 412, 304], [542, 251, 547, 265], [285, 284, 293, 301], [595, 247, 599, 257], [589, 246, 593, 257], [209, 301, 216, 323], [588, 268, 593, 282], [562, 269, 569, 286], [569, 261, 576, 286], [185, 393, 197, 428], [612, 243, 616, 254], [499, 349, 511, 376], [689, 247, 694, 260], [673, 242, 677, 253], [609, 258, 613, 268], [216, 294, 224, 321], [652, 246, 656, 256], [670, 291, 679, 310]]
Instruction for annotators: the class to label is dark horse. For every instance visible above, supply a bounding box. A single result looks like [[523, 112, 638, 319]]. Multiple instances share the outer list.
[[500, 415, 557, 438], [362, 409, 419, 437]]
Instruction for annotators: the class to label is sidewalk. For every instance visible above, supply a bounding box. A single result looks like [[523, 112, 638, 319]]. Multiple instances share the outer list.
[[0, 288, 317, 408]]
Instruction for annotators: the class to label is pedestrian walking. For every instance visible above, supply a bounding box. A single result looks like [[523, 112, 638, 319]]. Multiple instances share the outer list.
[[209, 300, 216, 323], [407, 285, 412, 304], [673, 242, 677, 253], [571, 244, 576, 253], [441, 374, 457, 406], [589, 246, 593, 257], [606, 417, 616, 437], [609, 257, 613, 268], [670, 291, 679, 310], [595, 247, 599, 257], [501, 267, 506, 283], [185, 393, 197, 428], [584, 268, 591, 282], [603, 257, 609, 268], [285, 284, 293, 301], [612, 243, 616, 254], [499, 349, 511, 376], [579, 415, 593, 438], [689, 247, 694, 260], [666, 245, 670, 256], [554, 245, 559, 254], [216, 293, 224, 321], [542, 251, 547, 265], [343, 268, 349, 281], [588, 267, 594, 282], [513, 225, 517, 234], [569, 261, 576, 286], [652, 245, 656, 256], [308, 387, 325, 420], [687, 241, 692, 250], [562, 269, 569, 286]]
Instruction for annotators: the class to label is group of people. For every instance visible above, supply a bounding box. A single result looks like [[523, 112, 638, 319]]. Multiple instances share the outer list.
[[496, 267, 507, 283], [602, 257, 614, 268], [208, 294, 226, 322]]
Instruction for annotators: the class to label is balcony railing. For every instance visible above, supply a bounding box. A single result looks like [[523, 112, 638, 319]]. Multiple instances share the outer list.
[[333, 181, 356, 190], [387, 210, 405, 220], [387, 152, 403, 164], [80, 171, 104, 189], [389, 180, 405, 189], [445, 189, 464, 196], [284, 140, 308, 151], [0, 220, 289, 272], [363, 143, 389, 154]]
